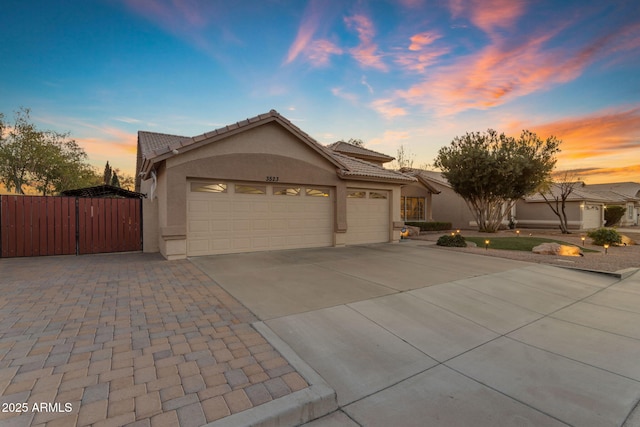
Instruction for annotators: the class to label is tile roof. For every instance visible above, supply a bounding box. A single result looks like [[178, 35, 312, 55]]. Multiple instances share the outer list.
[[331, 152, 416, 183], [137, 110, 344, 177], [400, 168, 452, 188], [585, 182, 640, 200], [137, 110, 414, 183], [327, 141, 394, 162], [524, 183, 613, 203]]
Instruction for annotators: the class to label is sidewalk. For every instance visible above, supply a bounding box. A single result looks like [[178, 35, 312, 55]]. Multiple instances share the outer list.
[[0, 253, 308, 427]]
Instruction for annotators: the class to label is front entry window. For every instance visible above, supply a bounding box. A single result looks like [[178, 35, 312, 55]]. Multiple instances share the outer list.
[[401, 196, 425, 221]]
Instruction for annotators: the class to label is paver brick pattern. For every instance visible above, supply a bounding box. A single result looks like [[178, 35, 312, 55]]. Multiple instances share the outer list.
[[0, 253, 308, 426]]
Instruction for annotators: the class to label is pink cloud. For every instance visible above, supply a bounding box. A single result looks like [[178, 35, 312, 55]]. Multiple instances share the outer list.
[[305, 39, 344, 67], [285, 0, 333, 64], [504, 107, 640, 183], [448, 0, 526, 35], [344, 14, 388, 71], [370, 99, 407, 119], [387, 21, 640, 117], [395, 31, 449, 72]]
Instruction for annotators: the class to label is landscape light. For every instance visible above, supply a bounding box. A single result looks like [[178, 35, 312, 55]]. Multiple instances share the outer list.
[[485, 239, 490, 250], [581, 236, 586, 246], [456, 229, 460, 234], [516, 230, 520, 237], [604, 243, 609, 254]]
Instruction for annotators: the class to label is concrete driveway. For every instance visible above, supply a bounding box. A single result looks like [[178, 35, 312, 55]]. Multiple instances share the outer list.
[[193, 242, 640, 427]]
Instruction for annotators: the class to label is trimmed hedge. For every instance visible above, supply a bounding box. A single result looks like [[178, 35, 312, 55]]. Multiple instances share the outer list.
[[587, 228, 622, 246], [405, 221, 452, 231], [436, 234, 467, 247]]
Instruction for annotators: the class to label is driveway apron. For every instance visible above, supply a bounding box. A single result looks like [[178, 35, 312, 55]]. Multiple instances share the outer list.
[[195, 242, 640, 427]]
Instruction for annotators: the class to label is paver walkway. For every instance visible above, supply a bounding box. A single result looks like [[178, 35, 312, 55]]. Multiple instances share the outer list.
[[0, 253, 307, 427]]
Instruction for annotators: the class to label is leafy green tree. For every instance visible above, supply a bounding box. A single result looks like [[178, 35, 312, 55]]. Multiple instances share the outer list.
[[103, 161, 113, 185], [110, 170, 120, 188], [434, 129, 560, 232], [0, 107, 100, 195], [604, 205, 626, 227]]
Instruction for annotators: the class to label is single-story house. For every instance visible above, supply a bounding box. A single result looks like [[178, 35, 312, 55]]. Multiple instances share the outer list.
[[324, 146, 441, 223], [135, 110, 417, 259], [587, 182, 640, 226], [398, 169, 476, 229], [516, 183, 608, 230]]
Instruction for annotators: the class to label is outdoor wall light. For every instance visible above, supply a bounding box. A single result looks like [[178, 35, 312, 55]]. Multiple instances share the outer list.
[[604, 243, 609, 254], [485, 239, 490, 250]]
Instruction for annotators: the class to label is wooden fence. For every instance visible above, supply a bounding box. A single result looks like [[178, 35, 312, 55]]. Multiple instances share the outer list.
[[0, 195, 142, 258]]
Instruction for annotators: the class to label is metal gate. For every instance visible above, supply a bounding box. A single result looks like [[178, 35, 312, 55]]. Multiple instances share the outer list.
[[0, 195, 142, 258]]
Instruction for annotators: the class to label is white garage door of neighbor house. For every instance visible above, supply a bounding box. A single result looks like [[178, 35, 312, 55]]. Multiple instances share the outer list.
[[187, 181, 333, 256], [346, 189, 390, 245], [582, 204, 602, 229]]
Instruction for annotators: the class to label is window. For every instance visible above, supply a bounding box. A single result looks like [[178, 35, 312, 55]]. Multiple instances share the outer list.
[[629, 204, 634, 220], [235, 184, 266, 195], [306, 188, 330, 197], [191, 182, 227, 193], [369, 192, 387, 199], [347, 191, 366, 198], [273, 187, 301, 196], [401, 196, 425, 221]]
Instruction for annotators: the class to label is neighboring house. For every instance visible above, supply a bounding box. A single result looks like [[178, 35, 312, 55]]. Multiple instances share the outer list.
[[324, 146, 442, 224], [135, 110, 416, 260], [516, 183, 608, 230], [399, 169, 475, 229], [586, 182, 640, 226]]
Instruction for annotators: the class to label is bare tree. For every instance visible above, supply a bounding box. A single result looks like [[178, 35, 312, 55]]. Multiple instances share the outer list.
[[539, 170, 583, 234], [392, 144, 415, 170]]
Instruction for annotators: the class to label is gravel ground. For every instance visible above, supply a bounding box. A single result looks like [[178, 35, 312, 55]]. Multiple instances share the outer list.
[[413, 227, 640, 274]]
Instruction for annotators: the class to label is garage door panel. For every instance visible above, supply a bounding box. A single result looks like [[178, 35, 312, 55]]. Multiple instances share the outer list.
[[346, 190, 389, 245], [187, 182, 333, 256]]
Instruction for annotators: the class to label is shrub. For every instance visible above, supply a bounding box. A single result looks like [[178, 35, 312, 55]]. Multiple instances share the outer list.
[[587, 228, 622, 246], [405, 221, 452, 231], [604, 205, 626, 227], [436, 234, 467, 247]]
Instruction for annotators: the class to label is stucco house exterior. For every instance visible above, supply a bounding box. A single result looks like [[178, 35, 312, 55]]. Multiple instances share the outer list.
[[324, 147, 441, 223], [398, 169, 475, 229], [515, 183, 607, 230], [135, 110, 416, 260], [587, 182, 640, 226]]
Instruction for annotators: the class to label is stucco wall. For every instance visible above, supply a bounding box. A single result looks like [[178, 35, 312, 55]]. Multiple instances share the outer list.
[[141, 121, 405, 259], [516, 200, 587, 230], [429, 184, 475, 229]]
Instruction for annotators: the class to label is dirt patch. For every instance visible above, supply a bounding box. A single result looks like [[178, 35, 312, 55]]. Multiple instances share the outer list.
[[414, 228, 640, 274]]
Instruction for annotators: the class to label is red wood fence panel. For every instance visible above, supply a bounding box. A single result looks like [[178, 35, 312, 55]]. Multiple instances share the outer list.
[[0, 195, 76, 257], [1, 195, 141, 258]]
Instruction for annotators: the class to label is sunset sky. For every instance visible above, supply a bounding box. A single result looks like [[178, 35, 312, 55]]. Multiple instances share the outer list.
[[1, 0, 639, 184]]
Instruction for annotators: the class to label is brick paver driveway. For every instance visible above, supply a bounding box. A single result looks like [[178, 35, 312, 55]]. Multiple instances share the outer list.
[[0, 253, 307, 427]]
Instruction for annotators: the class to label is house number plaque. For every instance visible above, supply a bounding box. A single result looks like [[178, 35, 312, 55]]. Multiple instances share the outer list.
[[266, 176, 279, 182]]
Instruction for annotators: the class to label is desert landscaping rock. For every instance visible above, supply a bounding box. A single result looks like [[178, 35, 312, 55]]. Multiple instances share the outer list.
[[532, 242, 583, 256]]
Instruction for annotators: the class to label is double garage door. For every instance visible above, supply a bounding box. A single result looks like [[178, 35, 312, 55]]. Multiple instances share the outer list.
[[187, 181, 390, 256]]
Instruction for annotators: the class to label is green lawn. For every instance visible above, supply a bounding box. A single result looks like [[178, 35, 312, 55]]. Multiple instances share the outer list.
[[464, 236, 597, 252]]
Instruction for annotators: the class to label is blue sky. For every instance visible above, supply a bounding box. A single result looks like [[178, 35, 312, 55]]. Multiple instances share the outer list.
[[2, 0, 639, 183]]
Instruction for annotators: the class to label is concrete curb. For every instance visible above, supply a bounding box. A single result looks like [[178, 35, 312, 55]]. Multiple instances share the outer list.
[[554, 266, 639, 279], [205, 322, 337, 427]]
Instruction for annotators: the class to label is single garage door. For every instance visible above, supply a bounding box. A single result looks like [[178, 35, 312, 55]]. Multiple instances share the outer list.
[[345, 189, 390, 245], [582, 204, 602, 229], [187, 181, 333, 256]]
